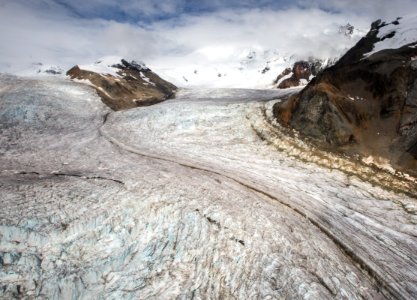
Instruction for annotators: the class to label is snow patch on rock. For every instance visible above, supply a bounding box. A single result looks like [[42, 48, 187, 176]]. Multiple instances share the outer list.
[[78, 56, 124, 77], [366, 15, 417, 56]]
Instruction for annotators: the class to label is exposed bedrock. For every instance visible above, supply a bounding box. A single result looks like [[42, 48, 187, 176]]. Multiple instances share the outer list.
[[274, 18, 417, 176], [67, 58, 177, 111]]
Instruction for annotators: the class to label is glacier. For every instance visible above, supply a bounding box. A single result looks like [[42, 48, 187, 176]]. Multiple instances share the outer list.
[[1, 75, 416, 299]]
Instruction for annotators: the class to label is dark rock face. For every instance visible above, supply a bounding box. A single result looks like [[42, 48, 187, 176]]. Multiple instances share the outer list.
[[274, 18, 417, 175], [275, 60, 324, 89], [67, 59, 177, 111]]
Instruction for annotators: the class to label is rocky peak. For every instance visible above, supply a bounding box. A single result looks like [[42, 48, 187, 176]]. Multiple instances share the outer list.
[[113, 59, 151, 72], [22, 63, 65, 76], [275, 59, 327, 89], [273, 15, 417, 176], [336, 17, 415, 66], [37, 65, 64, 75], [67, 57, 176, 111], [338, 23, 354, 37]]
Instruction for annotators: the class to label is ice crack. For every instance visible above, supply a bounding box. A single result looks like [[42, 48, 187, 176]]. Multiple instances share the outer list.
[[17, 171, 125, 185]]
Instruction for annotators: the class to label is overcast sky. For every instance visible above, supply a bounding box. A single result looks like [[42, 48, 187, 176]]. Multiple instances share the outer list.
[[0, 0, 416, 71]]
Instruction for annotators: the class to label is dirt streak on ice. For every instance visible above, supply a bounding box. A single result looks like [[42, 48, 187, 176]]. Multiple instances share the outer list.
[[103, 87, 417, 299]]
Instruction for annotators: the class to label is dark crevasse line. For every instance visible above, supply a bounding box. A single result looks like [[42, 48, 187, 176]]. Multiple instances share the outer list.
[[16, 171, 125, 186], [99, 115, 401, 300]]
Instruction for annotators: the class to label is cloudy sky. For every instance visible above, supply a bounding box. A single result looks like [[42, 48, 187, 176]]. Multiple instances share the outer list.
[[0, 0, 416, 72]]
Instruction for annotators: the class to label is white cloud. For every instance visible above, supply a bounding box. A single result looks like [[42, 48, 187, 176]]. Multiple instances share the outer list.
[[298, 0, 417, 20], [0, 1, 162, 71], [156, 8, 369, 56], [0, 0, 414, 75]]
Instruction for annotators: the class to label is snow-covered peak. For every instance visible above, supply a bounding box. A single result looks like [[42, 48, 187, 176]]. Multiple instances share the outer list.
[[152, 48, 330, 89], [77, 56, 150, 77], [338, 23, 355, 37], [78, 56, 125, 77], [7, 63, 65, 77], [150, 22, 364, 89], [365, 15, 417, 56], [152, 50, 289, 89]]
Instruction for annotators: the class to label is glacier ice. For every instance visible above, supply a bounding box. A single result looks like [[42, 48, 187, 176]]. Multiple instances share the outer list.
[[0, 75, 416, 299]]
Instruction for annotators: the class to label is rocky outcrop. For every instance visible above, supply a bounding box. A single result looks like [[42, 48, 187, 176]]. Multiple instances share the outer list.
[[274, 16, 417, 175], [35, 64, 64, 75], [67, 57, 177, 110], [275, 60, 325, 89]]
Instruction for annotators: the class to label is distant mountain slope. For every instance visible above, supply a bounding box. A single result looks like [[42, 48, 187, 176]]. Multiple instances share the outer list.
[[154, 50, 344, 89], [151, 23, 363, 89], [67, 57, 177, 110], [274, 16, 417, 176]]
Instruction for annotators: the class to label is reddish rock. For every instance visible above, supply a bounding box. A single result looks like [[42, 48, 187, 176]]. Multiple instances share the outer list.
[[275, 60, 323, 89], [67, 58, 176, 111]]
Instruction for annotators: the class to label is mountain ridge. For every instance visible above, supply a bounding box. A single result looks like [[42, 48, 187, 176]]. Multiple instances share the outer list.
[[273, 15, 417, 176]]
